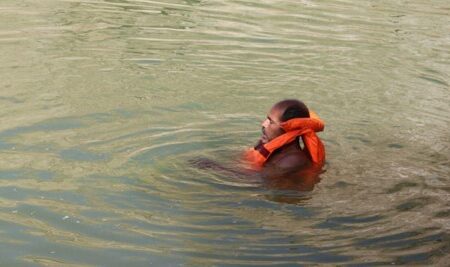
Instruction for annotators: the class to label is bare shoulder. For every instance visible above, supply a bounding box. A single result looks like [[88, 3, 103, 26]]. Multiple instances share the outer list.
[[276, 151, 309, 169], [264, 149, 310, 175]]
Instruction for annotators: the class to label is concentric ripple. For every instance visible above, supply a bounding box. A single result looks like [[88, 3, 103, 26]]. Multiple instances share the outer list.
[[0, 0, 449, 265]]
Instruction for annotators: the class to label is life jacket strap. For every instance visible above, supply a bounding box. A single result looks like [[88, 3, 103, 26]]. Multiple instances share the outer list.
[[254, 142, 270, 158]]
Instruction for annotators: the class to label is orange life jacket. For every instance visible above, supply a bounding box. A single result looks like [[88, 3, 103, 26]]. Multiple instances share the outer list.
[[244, 111, 325, 170]]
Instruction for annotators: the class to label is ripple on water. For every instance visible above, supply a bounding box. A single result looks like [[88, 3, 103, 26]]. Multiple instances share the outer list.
[[0, 0, 449, 265]]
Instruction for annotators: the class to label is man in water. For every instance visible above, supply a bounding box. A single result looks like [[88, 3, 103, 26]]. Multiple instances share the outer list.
[[245, 99, 325, 174], [191, 99, 325, 190]]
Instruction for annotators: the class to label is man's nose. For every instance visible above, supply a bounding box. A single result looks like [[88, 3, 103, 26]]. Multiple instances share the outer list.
[[261, 119, 269, 128]]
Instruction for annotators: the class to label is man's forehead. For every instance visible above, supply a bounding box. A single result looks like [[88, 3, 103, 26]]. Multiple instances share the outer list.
[[268, 106, 285, 121], [270, 104, 287, 115]]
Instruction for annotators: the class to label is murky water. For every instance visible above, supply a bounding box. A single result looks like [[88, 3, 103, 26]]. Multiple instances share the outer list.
[[1, 0, 449, 266]]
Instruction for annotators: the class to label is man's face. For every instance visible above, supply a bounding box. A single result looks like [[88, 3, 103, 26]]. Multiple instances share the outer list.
[[260, 105, 285, 144]]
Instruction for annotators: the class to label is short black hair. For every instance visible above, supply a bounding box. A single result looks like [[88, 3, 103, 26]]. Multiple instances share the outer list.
[[279, 99, 310, 122]]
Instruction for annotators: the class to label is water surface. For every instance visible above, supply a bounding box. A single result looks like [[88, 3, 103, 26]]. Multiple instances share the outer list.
[[0, 0, 449, 265]]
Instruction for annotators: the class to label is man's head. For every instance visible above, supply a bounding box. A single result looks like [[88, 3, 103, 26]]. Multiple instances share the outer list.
[[260, 99, 309, 144]]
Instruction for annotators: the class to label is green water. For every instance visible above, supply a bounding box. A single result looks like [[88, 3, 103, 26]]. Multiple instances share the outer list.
[[0, 0, 449, 265]]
